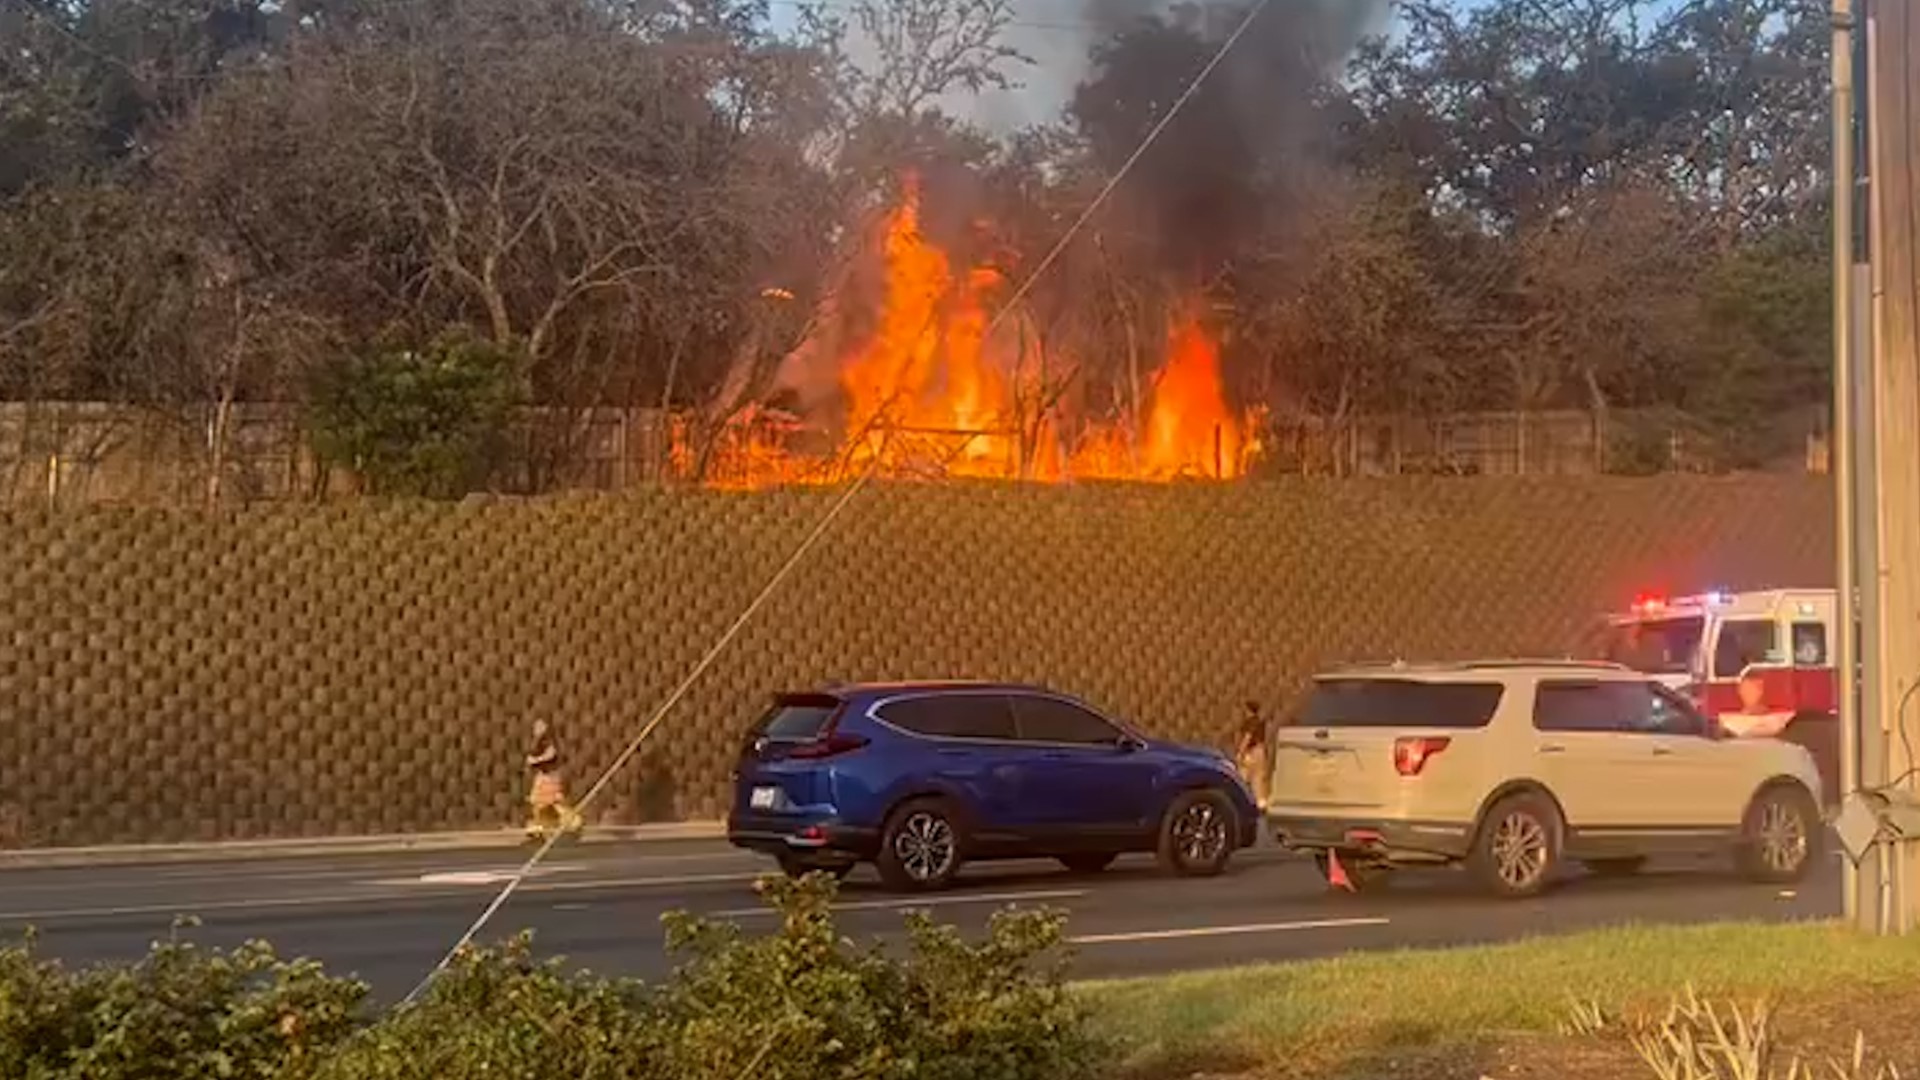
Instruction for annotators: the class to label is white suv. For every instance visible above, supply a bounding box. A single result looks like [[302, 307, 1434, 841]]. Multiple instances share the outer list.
[[1265, 660, 1825, 898]]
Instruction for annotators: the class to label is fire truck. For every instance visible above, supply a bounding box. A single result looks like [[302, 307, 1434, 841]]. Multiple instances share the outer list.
[[1598, 588, 1840, 800]]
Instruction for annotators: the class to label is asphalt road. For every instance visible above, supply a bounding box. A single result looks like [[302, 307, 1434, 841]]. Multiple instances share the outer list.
[[0, 839, 1837, 1000]]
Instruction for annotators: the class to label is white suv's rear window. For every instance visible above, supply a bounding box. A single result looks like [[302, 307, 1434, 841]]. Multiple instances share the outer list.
[[1301, 678, 1505, 729]]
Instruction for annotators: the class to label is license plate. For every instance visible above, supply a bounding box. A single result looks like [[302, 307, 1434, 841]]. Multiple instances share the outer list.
[[750, 786, 781, 811], [1309, 754, 1337, 792]]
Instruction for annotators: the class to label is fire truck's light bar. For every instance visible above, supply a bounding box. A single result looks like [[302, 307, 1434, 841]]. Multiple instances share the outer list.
[[1629, 590, 1734, 615]]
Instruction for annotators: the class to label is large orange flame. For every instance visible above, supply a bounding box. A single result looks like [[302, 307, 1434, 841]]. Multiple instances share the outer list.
[[689, 177, 1256, 488], [1144, 306, 1244, 480]]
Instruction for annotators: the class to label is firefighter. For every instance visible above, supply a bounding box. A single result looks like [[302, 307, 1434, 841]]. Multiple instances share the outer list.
[[1233, 701, 1272, 811], [524, 719, 583, 840], [1720, 673, 1790, 740]]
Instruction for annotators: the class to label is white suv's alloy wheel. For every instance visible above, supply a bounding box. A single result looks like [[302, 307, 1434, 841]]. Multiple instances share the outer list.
[[1755, 800, 1808, 875], [1491, 810, 1551, 890]]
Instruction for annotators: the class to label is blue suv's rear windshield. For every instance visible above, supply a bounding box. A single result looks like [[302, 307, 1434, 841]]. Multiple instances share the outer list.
[[1302, 679, 1504, 729], [756, 695, 840, 740]]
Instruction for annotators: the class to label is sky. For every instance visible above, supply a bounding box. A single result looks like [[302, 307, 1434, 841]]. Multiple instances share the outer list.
[[772, 0, 1686, 134], [773, 0, 1382, 133]]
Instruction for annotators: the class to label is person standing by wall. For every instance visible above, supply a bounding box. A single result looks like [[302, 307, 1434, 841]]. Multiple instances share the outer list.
[[524, 719, 583, 840], [1233, 701, 1271, 811]]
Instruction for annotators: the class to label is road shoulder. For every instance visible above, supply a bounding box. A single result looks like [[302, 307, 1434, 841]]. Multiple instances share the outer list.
[[0, 821, 726, 871]]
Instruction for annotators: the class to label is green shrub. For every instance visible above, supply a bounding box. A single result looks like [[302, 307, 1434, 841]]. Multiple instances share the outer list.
[[1, 877, 1100, 1080], [314, 934, 662, 1080], [641, 873, 1099, 1080], [306, 329, 523, 499], [0, 922, 368, 1080]]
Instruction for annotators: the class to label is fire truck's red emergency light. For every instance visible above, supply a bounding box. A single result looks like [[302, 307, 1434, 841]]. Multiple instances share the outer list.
[[1630, 590, 1734, 615]]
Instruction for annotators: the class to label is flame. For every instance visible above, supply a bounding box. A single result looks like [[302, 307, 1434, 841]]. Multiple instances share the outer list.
[[685, 176, 1256, 488], [1144, 307, 1244, 480]]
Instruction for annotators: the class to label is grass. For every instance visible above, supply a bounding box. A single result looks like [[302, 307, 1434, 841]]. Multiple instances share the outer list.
[[1076, 921, 1920, 1078]]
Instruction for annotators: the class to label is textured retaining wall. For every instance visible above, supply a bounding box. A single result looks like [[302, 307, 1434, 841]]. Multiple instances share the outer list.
[[0, 477, 1832, 847]]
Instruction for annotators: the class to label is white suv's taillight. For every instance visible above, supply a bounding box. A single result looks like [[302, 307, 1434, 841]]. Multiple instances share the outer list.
[[1393, 736, 1451, 777]]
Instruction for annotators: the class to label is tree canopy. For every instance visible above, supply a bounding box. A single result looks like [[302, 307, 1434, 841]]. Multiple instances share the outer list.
[[0, 0, 1835, 494]]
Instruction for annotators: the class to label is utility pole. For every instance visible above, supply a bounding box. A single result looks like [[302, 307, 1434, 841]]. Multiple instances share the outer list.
[[1852, 0, 1885, 935], [1833, 0, 1860, 927], [1864, 0, 1920, 932]]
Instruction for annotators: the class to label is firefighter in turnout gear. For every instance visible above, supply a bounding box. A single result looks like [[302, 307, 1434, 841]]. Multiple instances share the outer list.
[[524, 719, 583, 840]]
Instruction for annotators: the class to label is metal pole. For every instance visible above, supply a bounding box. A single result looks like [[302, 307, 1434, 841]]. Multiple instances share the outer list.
[[1851, 0, 1885, 934], [1833, 0, 1861, 926], [1858, 258, 1888, 932]]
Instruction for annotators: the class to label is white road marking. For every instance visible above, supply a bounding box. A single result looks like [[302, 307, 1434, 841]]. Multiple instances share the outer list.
[[373, 868, 765, 891], [414, 871, 516, 886], [1069, 916, 1390, 945], [400, 865, 590, 887], [707, 888, 1088, 920], [530, 872, 760, 893]]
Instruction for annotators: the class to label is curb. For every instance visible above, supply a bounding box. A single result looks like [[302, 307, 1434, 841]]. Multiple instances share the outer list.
[[0, 822, 728, 871]]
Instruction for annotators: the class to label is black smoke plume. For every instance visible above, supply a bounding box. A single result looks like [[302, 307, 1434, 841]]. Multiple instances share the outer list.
[[1064, 0, 1392, 276]]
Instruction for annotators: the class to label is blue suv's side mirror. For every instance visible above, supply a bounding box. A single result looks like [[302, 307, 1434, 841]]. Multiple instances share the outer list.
[[1117, 735, 1148, 753]]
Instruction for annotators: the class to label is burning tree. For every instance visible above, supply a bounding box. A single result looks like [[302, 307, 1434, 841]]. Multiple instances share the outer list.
[[693, 173, 1258, 489]]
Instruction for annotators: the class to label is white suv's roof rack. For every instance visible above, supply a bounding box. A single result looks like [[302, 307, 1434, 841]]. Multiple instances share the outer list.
[[1457, 659, 1630, 672], [1327, 658, 1631, 675]]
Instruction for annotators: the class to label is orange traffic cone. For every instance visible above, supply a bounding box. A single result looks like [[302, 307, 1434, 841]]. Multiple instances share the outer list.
[[1325, 849, 1355, 893]]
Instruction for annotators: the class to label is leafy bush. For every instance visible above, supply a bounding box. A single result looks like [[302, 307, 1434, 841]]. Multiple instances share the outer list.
[[640, 873, 1098, 1080], [0, 922, 367, 1080], [0, 876, 1100, 1080], [314, 935, 662, 1080]]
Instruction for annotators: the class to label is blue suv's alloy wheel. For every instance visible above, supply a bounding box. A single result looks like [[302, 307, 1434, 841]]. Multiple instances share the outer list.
[[878, 798, 965, 890]]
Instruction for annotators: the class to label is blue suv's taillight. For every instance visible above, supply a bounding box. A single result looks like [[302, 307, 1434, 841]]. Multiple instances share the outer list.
[[787, 733, 870, 760]]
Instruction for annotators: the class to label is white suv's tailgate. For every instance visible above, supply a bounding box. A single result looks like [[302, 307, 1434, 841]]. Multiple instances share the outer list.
[[1270, 728, 1404, 814], [1267, 676, 1508, 819]]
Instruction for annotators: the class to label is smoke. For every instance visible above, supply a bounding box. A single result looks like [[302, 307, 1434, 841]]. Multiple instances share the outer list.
[[771, 1, 1395, 413], [954, 0, 1391, 135]]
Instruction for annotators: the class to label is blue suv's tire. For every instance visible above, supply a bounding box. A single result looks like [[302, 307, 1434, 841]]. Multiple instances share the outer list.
[[877, 797, 966, 891], [1157, 789, 1236, 878]]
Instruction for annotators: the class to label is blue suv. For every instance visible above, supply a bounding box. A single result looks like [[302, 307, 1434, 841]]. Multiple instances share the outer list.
[[726, 681, 1260, 891]]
